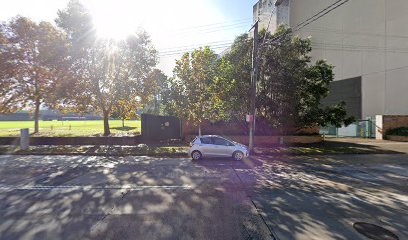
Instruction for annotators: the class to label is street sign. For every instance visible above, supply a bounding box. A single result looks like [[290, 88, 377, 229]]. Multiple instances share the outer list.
[[246, 114, 253, 123]]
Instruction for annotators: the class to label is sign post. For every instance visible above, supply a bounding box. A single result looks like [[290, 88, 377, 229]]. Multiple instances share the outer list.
[[20, 128, 29, 150]]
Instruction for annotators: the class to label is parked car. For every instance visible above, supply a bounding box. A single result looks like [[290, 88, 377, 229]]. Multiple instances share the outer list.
[[188, 135, 249, 161]]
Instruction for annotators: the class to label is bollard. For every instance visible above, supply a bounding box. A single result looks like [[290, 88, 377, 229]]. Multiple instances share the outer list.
[[20, 128, 29, 150]]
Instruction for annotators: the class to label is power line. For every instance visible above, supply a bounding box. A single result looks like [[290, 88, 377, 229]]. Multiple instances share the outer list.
[[158, 45, 231, 57], [158, 44, 232, 56], [262, 0, 350, 45], [295, 0, 350, 32], [176, 21, 252, 33], [159, 43, 233, 55], [158, 40, 234, 52], [300, 27, 408, 40], [262, 4, 277, 43], [171, 18, 252, 32], [311, 44, 408, 53], [174, 22, 252, 37], [293, 0, 345, 31]]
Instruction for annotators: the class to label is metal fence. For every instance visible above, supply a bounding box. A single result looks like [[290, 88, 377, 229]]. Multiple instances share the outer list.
[[320, 118, 376, 138], [141, 114, 181, 141]]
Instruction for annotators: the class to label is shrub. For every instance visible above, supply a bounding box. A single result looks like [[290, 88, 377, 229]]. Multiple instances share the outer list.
[[386, 127, 408, 136]]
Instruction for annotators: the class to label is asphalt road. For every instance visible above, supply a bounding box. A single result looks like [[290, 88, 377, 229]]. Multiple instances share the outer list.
[[0, 153, 407, 240]]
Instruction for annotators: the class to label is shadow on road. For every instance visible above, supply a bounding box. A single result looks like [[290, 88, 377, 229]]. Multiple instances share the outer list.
[[246, 154, 408, 239], [0, 155, 270, 239]]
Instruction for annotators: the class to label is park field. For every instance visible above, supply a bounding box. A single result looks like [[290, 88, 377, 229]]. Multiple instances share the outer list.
[[0, 120, 141, 137]]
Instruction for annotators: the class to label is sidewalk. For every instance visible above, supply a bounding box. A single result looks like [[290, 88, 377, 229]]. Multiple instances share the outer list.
[[325, 137, 408, 154]]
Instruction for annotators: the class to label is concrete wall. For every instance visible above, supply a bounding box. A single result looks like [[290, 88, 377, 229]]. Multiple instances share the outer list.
[[321, 77, 362, 118], [288, 0, 408, 118], [253, 0, 276, 31], [253, 0, 290, 32]]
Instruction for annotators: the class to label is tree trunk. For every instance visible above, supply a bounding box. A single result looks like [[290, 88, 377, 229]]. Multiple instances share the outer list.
[[198, 122, 202, 136], [122, 118, 125, 128], [34, 99, 40, 133], [103, 110, 110, 136]]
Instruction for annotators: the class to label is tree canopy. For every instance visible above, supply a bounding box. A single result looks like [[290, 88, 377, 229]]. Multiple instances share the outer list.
[[221, 33, 252, 118], [257, 26, 354, 131], [163, 47, 233, 135], [56, 0, 158, 135], [0, 16, 68, 132]]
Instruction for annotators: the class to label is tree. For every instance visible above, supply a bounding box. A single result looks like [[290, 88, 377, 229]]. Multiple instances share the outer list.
[[221, 33, 253, 118], [142, 69, 167, 115], [161, 76, 186, 117], [0, 16, 68, 133], [111, 98, 140, 128], [165, 47, 226, 135], [297, 60, 355, 128], [56, 0, 157, 135], [258, 26, 354, 132]]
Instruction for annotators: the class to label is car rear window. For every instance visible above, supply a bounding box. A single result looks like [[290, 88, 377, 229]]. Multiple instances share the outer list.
[[200, 137, 212, 144]]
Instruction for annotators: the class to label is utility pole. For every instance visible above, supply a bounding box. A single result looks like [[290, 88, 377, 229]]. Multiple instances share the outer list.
[[249, 21, 259, 151]]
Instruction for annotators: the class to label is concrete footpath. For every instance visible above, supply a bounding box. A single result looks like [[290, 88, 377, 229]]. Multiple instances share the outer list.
[[325, 137, 408, 154], [247, 154, 408, 240], [0, 153, 407, 239]]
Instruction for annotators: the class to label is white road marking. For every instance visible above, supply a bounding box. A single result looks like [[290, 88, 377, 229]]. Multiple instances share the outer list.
[[0, 185, 193, 191]]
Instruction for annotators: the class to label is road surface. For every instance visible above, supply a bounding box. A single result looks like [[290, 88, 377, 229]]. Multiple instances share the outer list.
[[0, 154, 407, 239]]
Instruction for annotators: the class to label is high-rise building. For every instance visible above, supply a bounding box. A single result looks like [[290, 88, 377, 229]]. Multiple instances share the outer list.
[[253, 0, 408, 119], [253, 0, 290, 32]]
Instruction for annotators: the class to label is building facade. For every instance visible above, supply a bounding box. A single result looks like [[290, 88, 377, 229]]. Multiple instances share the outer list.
[[253, 0, 408, 119], [253, 0, 290, 32]]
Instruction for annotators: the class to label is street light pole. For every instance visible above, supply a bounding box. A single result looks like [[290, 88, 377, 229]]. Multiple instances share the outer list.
[[249, 21, 259, 151]]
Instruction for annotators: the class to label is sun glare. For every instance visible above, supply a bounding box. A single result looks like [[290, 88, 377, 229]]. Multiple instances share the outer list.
[[85, 0, 143, 40]]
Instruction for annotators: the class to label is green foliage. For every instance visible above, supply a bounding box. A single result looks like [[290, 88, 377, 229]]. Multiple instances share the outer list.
[[111, 99, 140, 122], [163, 47, 227, 128], [56, 0, 157, 135], [257, 26, 354, 130], [142, 69, 168, 114], [297, 60, 355, 128], [386, 127, 408, 136], [164, 27, 353, 131], [0, 16, 69, 133], [221, 34, 253, 118], [257, 27, 311, 128], [210, 58, 235, 121]]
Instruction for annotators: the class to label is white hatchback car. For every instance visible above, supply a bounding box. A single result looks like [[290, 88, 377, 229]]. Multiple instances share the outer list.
[[188, 135, 249, 161]]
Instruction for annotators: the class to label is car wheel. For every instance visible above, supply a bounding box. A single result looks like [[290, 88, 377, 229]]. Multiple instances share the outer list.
[[191, 151, 202, 160], [233, 151, 244, 161]]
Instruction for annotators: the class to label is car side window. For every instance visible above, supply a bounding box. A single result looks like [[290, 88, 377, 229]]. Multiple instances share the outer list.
[[200, 137, 212, 144], [212, 137, 232, 146]]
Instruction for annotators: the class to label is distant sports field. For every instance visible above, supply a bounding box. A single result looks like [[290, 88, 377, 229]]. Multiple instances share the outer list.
[[0, 120, 141, 137]]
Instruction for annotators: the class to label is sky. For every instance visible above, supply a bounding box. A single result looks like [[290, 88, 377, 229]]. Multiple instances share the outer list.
[[0, 0, 258, 76]]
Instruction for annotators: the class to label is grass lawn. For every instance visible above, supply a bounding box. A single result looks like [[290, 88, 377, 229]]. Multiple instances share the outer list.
[[0, 120, 141, 137]]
